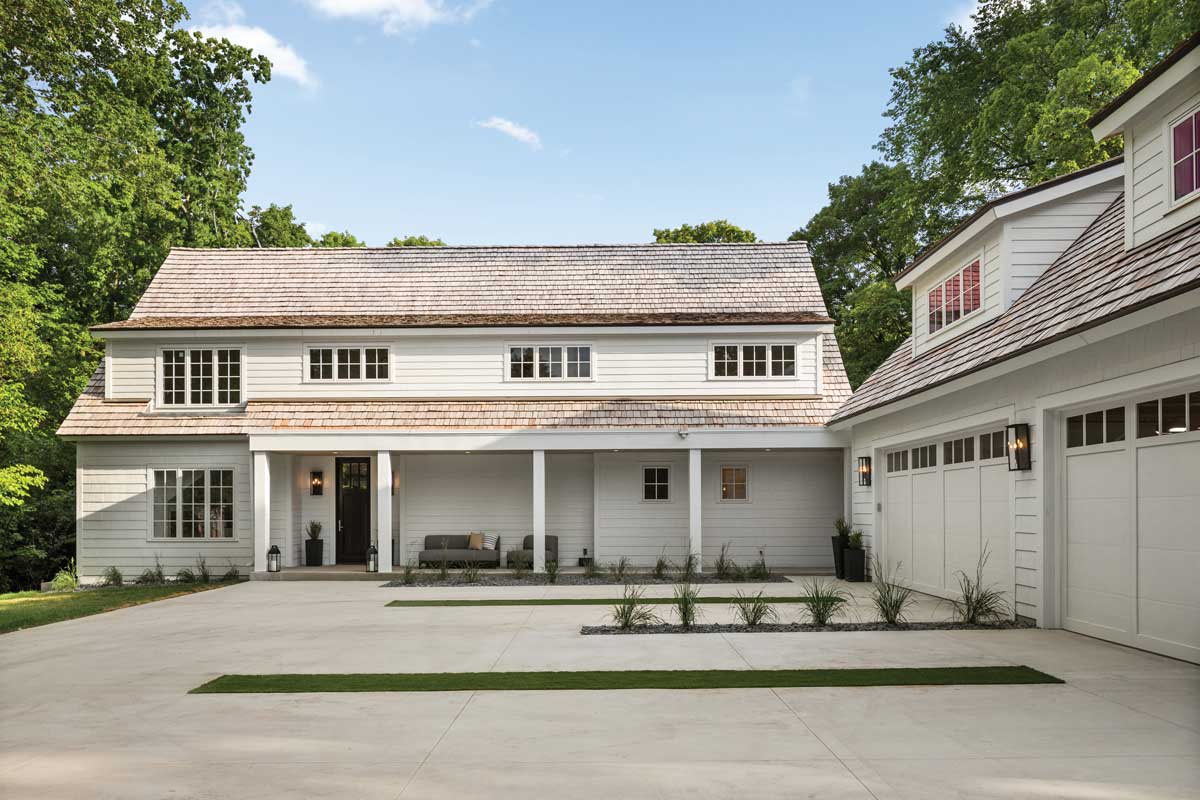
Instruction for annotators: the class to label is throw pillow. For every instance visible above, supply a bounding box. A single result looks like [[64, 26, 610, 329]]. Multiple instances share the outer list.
[[467, 532, 484, 551], [481, 532, 499, 550]]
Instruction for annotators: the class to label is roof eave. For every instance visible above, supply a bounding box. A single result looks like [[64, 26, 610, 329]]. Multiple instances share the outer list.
[[1088, 33, 1200, 139]]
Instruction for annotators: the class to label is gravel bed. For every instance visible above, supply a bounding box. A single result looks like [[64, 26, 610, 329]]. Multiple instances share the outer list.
[[383, 573, 790, 587], [581, 619, 1035, 635]]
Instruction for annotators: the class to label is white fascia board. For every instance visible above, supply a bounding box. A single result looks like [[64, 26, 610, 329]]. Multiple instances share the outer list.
[[249, 426, 849, 453], [1091, 49, 1200, 141], [895, 210, 997, 291], [92, 323, 836, 341]]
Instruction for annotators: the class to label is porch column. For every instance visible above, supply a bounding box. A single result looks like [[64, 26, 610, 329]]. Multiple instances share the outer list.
[[532, 450, 546, 572], [253, 451, 270, 573], [376, 451, 393, 573], [688, 448, 702, 572]]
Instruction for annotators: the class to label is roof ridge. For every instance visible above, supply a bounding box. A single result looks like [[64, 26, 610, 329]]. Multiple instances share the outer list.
[[165, 241, 810, 252]]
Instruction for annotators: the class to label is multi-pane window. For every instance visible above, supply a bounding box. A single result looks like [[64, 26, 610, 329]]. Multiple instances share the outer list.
[[509, 345, 591, 380], [152, 468, 236, 539], [720, 466, 749, 501], [943, 436, 975, 465], [309, 347, 389, 381], [928, 259, 981, 334], [309, 348, 334, 380], [712, 343, 801, 379], [337, 348, 361, 380], [642, 466, 670, 501], [910, 444, 937, 469], [886, 450, 908, 473], [365, 348, 389, 380], [1172, 109, 1200, 201], [1137, 390, 1200, 438], [1066, 407, 1125, 448], [978, 430, 1006, 459], [162, 348, 241, 406]]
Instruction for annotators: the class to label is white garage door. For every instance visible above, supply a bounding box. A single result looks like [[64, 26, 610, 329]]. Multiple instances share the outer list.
[[1064, 389, 1200, 662], [882, 429, 1011, 601]]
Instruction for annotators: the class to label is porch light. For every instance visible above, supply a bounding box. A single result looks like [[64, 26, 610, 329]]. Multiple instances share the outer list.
[[366, 544, 378, 573], [267, 545, 281, 573], [857, 456, 872, 487], [1006, 423, 1031, 471], [310, 471, 324, 496]]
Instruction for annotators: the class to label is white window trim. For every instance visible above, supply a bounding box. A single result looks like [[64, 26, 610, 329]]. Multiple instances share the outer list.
[[925, 253, 984, 339], [708, 341, 803, 381], [145, 465, 240, 542], [717, 463, 751, 503], [1165, 100, 1200, 212], [156, 345, 245, 409], [504, 342, 595, 382], [302, 344, 393, 384], [639, 463, 673, 504]]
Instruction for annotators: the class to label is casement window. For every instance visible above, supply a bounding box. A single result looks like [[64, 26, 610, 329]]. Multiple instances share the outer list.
[[1171, 108, 1200, 202], [306, 346, 389, 382], [1136, 390, 1200, 438], [978, 430, 1008, 459], [910, 444, 937, 469], [1067, 407, 1125, 448], [885, 450, 908, 473], [161, 348, 241, 406], [928, 259, 982, 334], [642, 465, 670, 502], [711, 343, 798, 379], [943, 435, 975, 465], [508, 345, 591, 381], [152, 468, 235, 539], [719, 465, 749, 501]]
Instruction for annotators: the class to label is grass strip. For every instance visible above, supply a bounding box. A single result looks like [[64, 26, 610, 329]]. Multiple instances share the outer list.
[[386, 596, 828, 607], [192, 666, 1062, 694], [0, 582, 237, 635]]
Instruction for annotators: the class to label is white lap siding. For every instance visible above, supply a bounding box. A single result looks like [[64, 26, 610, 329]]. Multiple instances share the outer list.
[[546, 453, 594, 565], [593, 451, 690, 566], [75, 440, 253, 581]]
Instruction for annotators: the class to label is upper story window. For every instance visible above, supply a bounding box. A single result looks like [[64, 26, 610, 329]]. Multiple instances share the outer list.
[[307, 346, 390, 382], [161, 348, 241, 406], [711, 343, 797, 379], [1171, 108, 1200, 202], [508, 345, 591, 380], [928, 259, 981, 334]]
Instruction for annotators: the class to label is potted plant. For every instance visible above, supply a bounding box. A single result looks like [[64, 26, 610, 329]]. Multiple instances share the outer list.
[[831, 517, 851, 579], [304, 521, 324, 567], [843, 531, 866, 582]]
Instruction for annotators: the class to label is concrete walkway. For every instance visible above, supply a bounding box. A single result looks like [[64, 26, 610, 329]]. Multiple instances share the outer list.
[[2, 580, 1197, 799]]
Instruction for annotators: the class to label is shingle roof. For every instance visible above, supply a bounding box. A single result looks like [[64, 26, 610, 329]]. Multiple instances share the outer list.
[[59, 337, 851, 436], [119, 243, 829, 325], [831, 194, 1200, 424]]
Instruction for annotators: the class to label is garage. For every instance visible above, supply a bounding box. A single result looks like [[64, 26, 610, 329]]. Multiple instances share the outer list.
[[1063, 388, 1200, 662], [881, 427, 1011, 601]]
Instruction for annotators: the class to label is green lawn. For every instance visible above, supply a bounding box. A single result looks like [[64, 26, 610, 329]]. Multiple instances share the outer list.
[[386, 596, 828, 607], [0, 582, 239, 634], [192, 665, 1061, 694]]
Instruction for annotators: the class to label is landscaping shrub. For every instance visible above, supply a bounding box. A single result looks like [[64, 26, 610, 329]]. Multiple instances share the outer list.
[[511, 559, 530, 579], [607, 556, 631, 582], [673, 583, 701, 628], [583, 559, 600, 579], [101, 565, 123, 587], [545, 560, 559, 584], [677, 553, 698, 582], [221, 562, 241, 582], [870, 556, 915, 624], [746, 549, 770, 581], [175, 568, 196, 584], [731, 590, 778, 626], [195, 555, 211, 584], [609, 585, 662, 630], [49, 559, 79, 592], [801, 578, 849, 626], [653, 548, 669, 579], [714, 542, 736, 580], [952, 546, 1010, 624], [461, 561, 481, 584], [438, 543, 449, 581], [137, 556, 167, 585], [402, 559, 416, 585]]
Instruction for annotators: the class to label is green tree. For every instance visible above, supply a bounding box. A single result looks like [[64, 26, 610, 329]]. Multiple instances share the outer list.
[[315, 230, 366, 248], [387, 234, 446, 247], [243, 204, 314, 247], [833, 281, 912, 389], [653, 220, 757, 243]]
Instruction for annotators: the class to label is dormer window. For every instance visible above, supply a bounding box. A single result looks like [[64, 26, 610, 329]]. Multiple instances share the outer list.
[[1171, 108, 1200, 202], [160, 348, 241, 407], [928, 259, 981, 334]]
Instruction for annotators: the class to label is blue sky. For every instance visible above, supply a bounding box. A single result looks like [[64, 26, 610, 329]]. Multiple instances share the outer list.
[[192, 1, 975, 245]]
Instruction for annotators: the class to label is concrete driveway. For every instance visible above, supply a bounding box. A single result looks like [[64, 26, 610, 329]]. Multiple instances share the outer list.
[[2, 580, 1197, 799]]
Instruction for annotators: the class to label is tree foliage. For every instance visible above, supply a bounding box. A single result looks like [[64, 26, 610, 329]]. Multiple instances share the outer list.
[[242, 204, 314, 247], [387, 235, 446, 247], [653, 220, 758, 243], [315, 230, 366, 248]]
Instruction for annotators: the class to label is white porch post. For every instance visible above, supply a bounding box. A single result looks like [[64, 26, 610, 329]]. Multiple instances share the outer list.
[[532, 450, 546, 572], [688, 448, 702, 572], [253, 450, 270, 573], [376, 451, 393, 572]]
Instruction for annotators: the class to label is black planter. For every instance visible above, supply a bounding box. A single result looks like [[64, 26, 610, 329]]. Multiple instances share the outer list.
[[831, 536, 847, 579], [843, 548, 866, 582], [305, 538, 324, 567]]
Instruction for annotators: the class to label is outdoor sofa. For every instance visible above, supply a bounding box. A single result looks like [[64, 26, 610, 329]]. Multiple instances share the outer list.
[[418, 534, 501, 567]]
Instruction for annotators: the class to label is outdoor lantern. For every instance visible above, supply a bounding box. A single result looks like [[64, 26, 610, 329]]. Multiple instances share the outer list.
[[366, 544, 379, 573], [267, 545, 281, 573], [857, 456, 872, 487], [310, 471, 324, 495], [1006, 423, 1032, 471]]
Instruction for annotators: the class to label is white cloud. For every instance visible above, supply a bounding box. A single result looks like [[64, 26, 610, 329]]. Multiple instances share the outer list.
[[192, 3, 316, 87], [475, 116, 542, 149], [308, 0, 492, 34], [949, 1, 979, 32]]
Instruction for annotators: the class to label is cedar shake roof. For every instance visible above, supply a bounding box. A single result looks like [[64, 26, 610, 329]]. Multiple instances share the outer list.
[[58, 337, 851, 436], [100, 242, 831, 329], [831, 194, 1200, 424]]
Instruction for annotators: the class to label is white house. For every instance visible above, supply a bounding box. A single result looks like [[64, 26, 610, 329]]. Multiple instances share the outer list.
[[58, 35, 1200, 664], [832, 34, 1200, 663]]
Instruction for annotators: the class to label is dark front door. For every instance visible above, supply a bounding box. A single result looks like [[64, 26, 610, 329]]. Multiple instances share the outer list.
[[336, 458, 371, 563]]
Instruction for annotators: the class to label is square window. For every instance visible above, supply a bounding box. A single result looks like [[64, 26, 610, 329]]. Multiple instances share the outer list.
[[337, 348, 361, 380], [714, 345, 739, 377], [1106, 407, 1125, 443], [510, 347, 534, 379], [642, 466, 670, 501], [720, 466, 748, 501], [1085, 411, 1104, 446], [566, 346, 591, 378], [1137, 399, 1159, 438], [538, 346, 563, 379], [1162, 394, 1187, 434], [770, 344, 796, 377], [365, 348, 389, 380], [742, 345, 767, 377], [309, 348, 333, 380]]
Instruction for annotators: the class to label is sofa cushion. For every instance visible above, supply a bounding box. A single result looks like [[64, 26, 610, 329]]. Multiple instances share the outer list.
[[482, 532, 498, 550], [424, 535, 471, 550], [467, 532, 484, 551]]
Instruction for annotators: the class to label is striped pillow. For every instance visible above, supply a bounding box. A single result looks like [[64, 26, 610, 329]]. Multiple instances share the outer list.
[[481, 532, 498, 550]]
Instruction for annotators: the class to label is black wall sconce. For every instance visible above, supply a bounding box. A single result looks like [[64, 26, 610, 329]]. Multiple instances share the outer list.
[[1005, 423, 1031, 471], [857, 456, 872, 486], [310, 470, 324, 495]]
